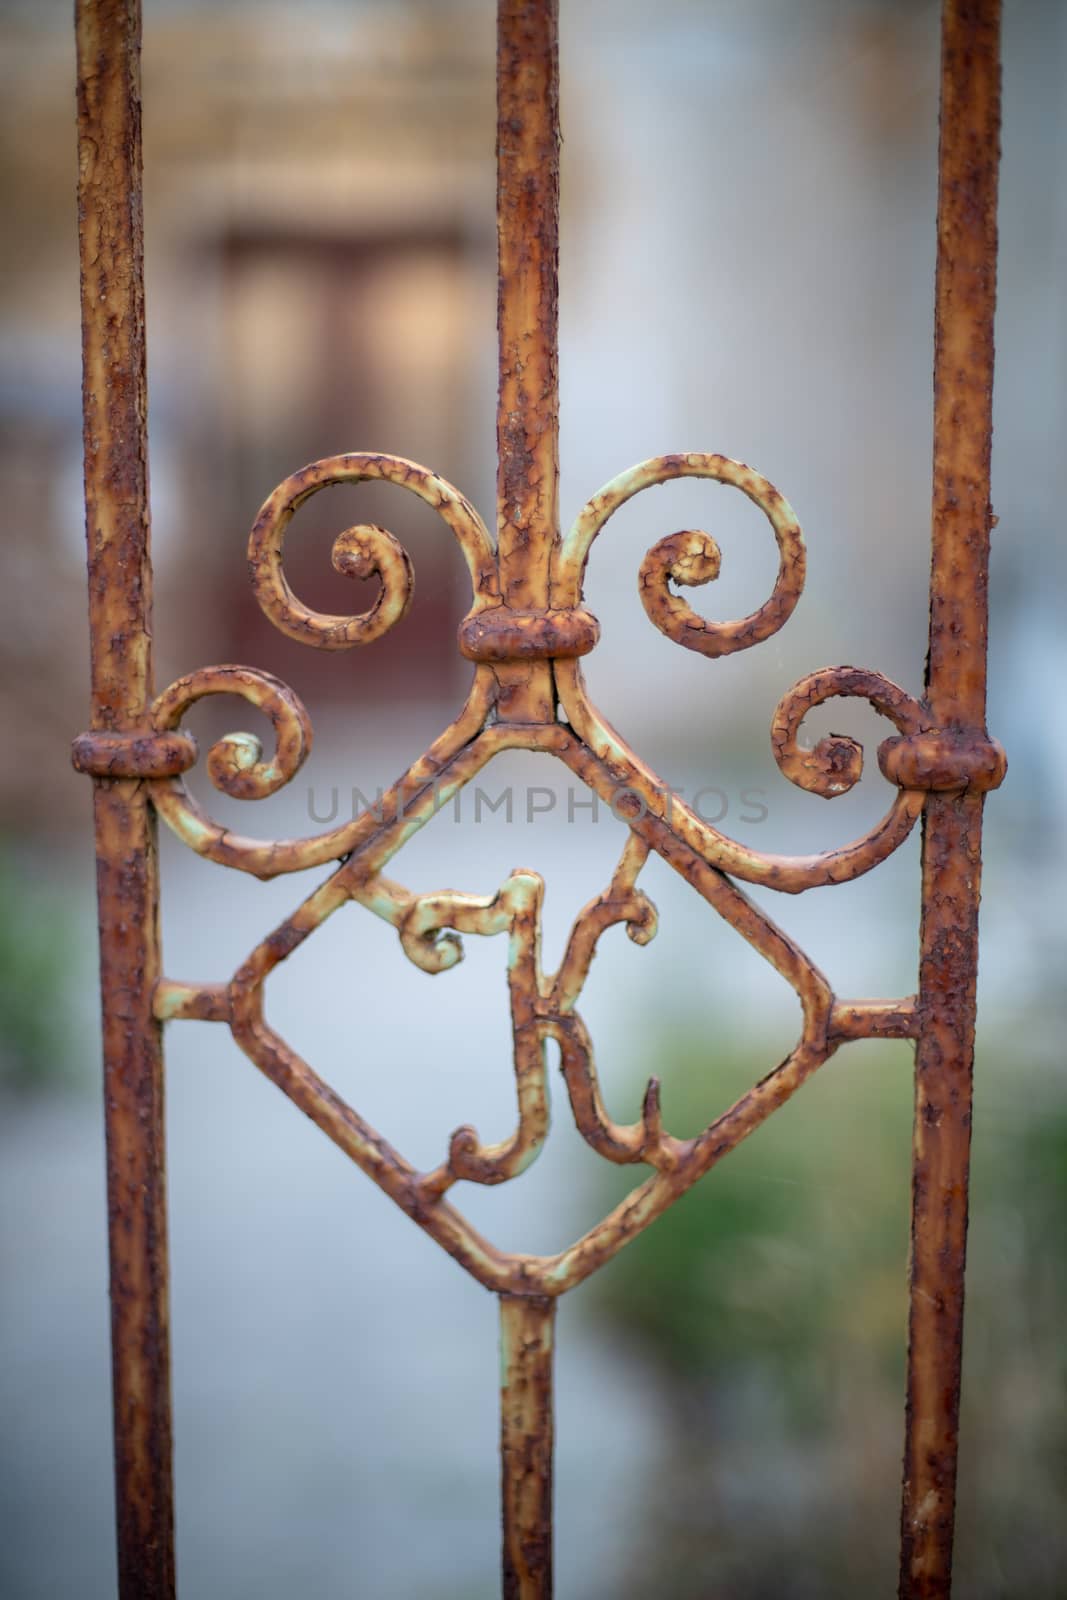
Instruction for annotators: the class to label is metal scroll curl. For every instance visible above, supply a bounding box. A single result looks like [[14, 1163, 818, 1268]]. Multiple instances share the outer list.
[[554, 453, 929, 892], [148, 447, 930, 894], [146, 453, 504, 879], [150, 665, 312, 801], [555, 654, 928, 893], [146, 671, 496, 880], [555, 452, 805, 656], [772, 665, 929, 797], [247, 451, 499, 648]]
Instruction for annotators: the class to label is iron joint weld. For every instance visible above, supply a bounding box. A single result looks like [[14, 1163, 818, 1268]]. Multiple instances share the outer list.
[[878, 729, 1007, 793], [72, 728, 199, 779], [458, 605, 600, 662]]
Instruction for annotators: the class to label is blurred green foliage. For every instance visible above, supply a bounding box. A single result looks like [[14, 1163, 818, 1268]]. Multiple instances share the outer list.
[[593, 1029, 911, 1410], [587, 1024, 1067, 1599], [0, 848, 79, 1091]]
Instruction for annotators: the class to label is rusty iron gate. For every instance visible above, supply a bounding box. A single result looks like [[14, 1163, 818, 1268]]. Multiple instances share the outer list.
[[72, 1, 1006, 1595]]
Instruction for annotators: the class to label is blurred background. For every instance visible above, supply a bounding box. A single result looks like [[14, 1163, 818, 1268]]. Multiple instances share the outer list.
[[1, 0, 1064, 1595]]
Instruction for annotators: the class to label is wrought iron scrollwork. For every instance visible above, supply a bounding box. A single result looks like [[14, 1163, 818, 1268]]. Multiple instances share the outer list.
[[141, 442, 954, 1295], [73, 1, 1007, 1592]]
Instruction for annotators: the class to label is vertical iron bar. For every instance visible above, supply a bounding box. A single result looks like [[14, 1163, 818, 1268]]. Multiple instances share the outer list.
[[900, 3, 1001, 1597], [495, 0, 560, 724], [500, 1294, 556, 1598], [494, 3, 560, 1576], [76, 3, 176, 1596], [495, 7, 559, 1574]]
